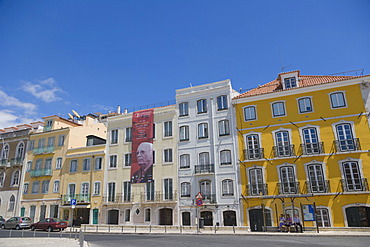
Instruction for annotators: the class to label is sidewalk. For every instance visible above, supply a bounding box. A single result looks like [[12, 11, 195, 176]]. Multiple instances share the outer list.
[[0, 238, 83, 247]]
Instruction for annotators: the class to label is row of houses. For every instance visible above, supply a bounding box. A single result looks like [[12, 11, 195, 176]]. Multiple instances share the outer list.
[[1, 70, 370, 230]]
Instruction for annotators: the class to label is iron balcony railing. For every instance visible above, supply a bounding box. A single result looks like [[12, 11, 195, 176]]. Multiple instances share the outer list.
[[33, 146, 55, 155], [62, 194, 91, 204], [141, 191, 177, 202], [103, 194, 134, 204], [277, 182, 300, 194], [195, 164, 215, 174], [30, 168, 52, 177], [0, 159, 8, 167], [273, 144, 295, 158], [301, 142, 324, 155], [334, 138, 361, 152], [340, 178, 369, 192], [202, 194, 216, 204], [243, 148, 264, 160], [43, 126, 52, 132], [10, 157, 24, 166], [305, 180, 330, 193], [246, 184, 268, 196]]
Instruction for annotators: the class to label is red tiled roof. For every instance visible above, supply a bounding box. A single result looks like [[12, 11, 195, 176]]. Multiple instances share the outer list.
[[234, 72, 369, 99]]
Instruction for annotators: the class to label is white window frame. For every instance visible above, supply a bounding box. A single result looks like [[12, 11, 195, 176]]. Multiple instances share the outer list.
[[271, 101, 286, 117], [179, 154, 190, 169], [56, 157, 62, 169], [109, 155, 117, 169], [179, 125, 189, 141], [217, 95, 228, 111], [220, 149, 232, 165], [53, 180, 60, 193], [197, 99, 207, 114], [110, 129, 118, 145], [181, 182, 191, 197], [23, 183, 29, 194], [41, 180, 50, 194], [163, 149, 173, 163], [70, 159, 78, 173], [243, 105, 257, 121], [124, 153, 132, 167], [297, 96, 313, 113], [15, 141, 25, 158], [125, 127, 132, 142], [58, 135, 65, 146], [83, 158, 91, 171], [179, 102, 189, 117], [218, 120, 230, 136], [11, 170, 20, 187], [222, 179, 234, 196], [95, 157, 103, 170], [0, 171, 5, 187], [329, 91, 347, 109], [163, 121, 173, 138], [198, 123, 208, 139], [93, 182, 101, 196], [32, 181, 40, 194]]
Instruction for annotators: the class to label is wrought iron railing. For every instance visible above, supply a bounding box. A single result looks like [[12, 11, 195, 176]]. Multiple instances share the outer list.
[[305, 180, 330, 193], [10, 157, 24, 166], [273, 145, 295, 158], [277, 182, 300, 194], [301, 142, 324, 155], [334, 138, 361, 152], [340, 178, 368, 192], [140, 191, 177, 202], [62, 194, 91, 204], [195, 164, 214, 174], [33, 146, 55, 155], [30, 168, 52, 177], [243, 148, 264, 160], [246, 184, 268, 196]]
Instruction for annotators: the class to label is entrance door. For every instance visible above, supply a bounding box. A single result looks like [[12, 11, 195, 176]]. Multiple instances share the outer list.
[[30, 206, 36, 222], [223, 210, 237, 226], [346, 206, 370, 227], [249, 209, 272, 231], [200, 211, 213, 226], [77, 208, 90, 224], [159, 208, 173, 225], [182, 212, 191, 226], [20, 207, 25, 217], [40, 205, 46, 220], [93, 209, 99, 224], [107, 210, 119, 225]]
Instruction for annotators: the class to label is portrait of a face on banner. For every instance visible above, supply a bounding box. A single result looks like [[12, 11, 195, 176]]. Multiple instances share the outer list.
[[130, 109, 154, 183]]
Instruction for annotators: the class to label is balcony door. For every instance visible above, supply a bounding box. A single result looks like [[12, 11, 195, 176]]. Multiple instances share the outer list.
[[342, 161, 363, 191], [302, 128, 319, 154], [249, 168, 264, 195], [275, 131, 290, 156], [336, 124, 355, 151], [200, 180, 211, 198], [245, 134, 261, 159], [279, 166, 296, 194], [307, 164, 326, 193], [68, 184, 76, 201]]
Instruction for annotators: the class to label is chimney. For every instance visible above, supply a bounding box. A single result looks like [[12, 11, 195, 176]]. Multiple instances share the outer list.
[[124, 108, 128, 114], [117, 105, 121, 114]]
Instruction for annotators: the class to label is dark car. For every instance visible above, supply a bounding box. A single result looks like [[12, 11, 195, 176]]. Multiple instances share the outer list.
[[0, 216, 5, 223], [30, 218, 68, 232], [1, 217, 32, 230]]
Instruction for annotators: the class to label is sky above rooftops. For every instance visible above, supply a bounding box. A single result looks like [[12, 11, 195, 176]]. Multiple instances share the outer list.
[[0, 0, 369, 128]]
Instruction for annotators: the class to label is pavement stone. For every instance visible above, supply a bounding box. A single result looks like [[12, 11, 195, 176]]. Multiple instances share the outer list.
[[0, 238, 82, 247]]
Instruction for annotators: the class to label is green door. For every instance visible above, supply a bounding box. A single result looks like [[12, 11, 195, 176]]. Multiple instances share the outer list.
[[20, 207, 25, 217], [93, 209, 98, 224]]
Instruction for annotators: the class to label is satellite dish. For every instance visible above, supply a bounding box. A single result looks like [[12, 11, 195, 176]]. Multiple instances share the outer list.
[[68, 113, 74, 119], [72, 110, 81, 118]]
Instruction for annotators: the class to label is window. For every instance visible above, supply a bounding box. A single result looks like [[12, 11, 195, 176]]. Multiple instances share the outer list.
[[335, 124, 357, 151], [218, 120, 230, 136], [164, 149, 173, 163], [46, 120, 53, 127], [123, 181, 131, 202], [107, 182, 116, 202], [298, 97, 313, 113], [330, 92, 346, 108], [146, 181, 155, 201], [27, 161, 32, 172], [83, 158, 91, 171], [222, 179, 234, 196], [125, 127, 132, 142], [245, 134, 262, 159], [145, 208, 151, 222], [164, 178, 173, 200], [180, 154, 190, 169], [38, 139, 45, 148], [47, 137, 55, 147], [244, 106, 256, 121], [45, 158, 52, 170], [198, 123, 208, 139], [284, 77, 297, 89], [23, 183, 29, 194], [68, 184, 76, 199], [58, 135, 65, 146], [153, 123, 156, 139], [272, 102, 286, 117], [95, 157, 103, 170], [1, 144, 9, 160], [16, 142, 24, 158], [302, 128, 321, 154], [42, 180, 50, 193], [69, 160, 77, 172], [200, 180, 211, 197], [93, 182, 101, 196], [179, 102, 189, 117], [220, 150, 232, 165], [164, 121, 173, 137], [217, 95, 228, 110], [197, 99, 207, 114], [111, 129, 118, 144], [279, 166, 297, 194], [275, 131, 292, 157], [9, 195, 15, 211], [249, 168, 265, 196], [199, 152, 210, 165], [342, 161, 363, 191], [53, 180, 60, 193], [56, 157, 62, 169], [316, 208, 331, 227], [307, 164, 326, 193], [81, 183, 89, 200], [0, 172, 5, 187], [35, 159, 42, 170], [28, 140, 35, 151], [181, 182, 191, 197], [11, 170, 20, 186], [109, 155, 117, 168], [179, 126, 189, 141], [124, 153, 132, 167], [32, 181, 40, 194], [125, 209, 131, 222]]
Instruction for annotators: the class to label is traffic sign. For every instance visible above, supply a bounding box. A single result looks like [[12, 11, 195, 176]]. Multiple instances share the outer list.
[[196, 198, 203, 206], [70, 199, 77, 206]]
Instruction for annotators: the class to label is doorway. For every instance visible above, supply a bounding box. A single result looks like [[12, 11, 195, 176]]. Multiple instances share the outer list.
[[346, 206, 370, 227], [249, 208, 272, 231], [223, 210, 237, 226], [200, 211, 213, 226], [107, 210, 119, 225], [159, 208, 173, 225], [182, 212, 191, 226]]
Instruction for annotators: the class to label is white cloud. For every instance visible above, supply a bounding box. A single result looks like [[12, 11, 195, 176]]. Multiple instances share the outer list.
[[0, 110, 38, 129], [22, 78, 64, 103], [0, 89, 37, 112], [92, 104, 114, 112]]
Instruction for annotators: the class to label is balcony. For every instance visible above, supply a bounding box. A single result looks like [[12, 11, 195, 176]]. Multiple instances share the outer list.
[[30, 168, 52, 177], [10, 157, 24, 166], [195, 164, 214, 174], [277, 182, 300, 194], [243, 148, 264, 160], [202, 194, 216, 204], [300, 142, 324, 155], [340, 178, 369, 192], [43, 126, 52, 132], [0, 159, 8, 167], [141, 191, 177, 202], [246, 184, 268, 196], [62, 194, 91, 204], [33, 146, 55, 155], [273, 145, 295, 158], [305, 180, 330, 193], [103, 194, 134, 204], [334, 138, 361, 152]]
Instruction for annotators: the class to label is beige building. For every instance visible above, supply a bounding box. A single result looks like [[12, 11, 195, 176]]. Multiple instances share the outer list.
[[103, 105, 178, 225], [20, 115, 106, 223]]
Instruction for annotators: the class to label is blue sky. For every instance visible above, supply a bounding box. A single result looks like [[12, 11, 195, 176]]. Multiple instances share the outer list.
[[0, 0, 369, 128]]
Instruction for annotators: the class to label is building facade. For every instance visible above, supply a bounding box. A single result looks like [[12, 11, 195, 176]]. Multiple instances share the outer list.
[[234, 70, 370, 230], [176, 80, 241, 227]]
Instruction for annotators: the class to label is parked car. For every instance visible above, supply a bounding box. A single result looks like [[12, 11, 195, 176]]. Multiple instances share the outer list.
[[30, 218, 68, 232], [0, 216, 5, 223], [1, 217, 32, 230]]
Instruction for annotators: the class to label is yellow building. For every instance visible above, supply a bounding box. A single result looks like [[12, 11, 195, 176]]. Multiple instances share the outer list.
[[20, 115, 106, 224], [233, 70, 370, 230]]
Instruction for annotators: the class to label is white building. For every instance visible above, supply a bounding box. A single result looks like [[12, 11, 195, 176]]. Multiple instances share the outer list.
[[176, 80, 241, 227]]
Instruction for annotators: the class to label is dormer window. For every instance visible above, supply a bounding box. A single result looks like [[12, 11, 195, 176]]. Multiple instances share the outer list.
[[284, 77, 297, 89]]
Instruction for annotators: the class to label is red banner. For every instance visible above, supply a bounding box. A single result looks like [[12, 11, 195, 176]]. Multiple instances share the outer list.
[[130, 109, 154, 183]]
